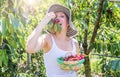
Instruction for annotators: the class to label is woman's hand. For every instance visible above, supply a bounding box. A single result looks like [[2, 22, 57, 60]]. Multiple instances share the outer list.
[[74, 67, 81, 72], [44, 12, 56, 22], [40, 12, 56, 26]]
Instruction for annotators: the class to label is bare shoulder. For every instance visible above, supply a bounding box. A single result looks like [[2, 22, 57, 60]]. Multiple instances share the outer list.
[[43, 33, 52, 43], [72, 38, 79, 45]]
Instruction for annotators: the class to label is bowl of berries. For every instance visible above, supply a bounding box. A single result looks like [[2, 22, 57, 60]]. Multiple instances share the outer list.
[[57, 53, 85, 70]]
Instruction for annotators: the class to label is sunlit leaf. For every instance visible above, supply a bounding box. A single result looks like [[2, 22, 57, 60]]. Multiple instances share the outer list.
[[0, 32, 3, 46], [102, 1, 108, 14], [109, 60, 120, 72], [0, 0, 4, 6], [81, 20, 88, 30], [0, 49, 8, 66], [9, 14, 20, 29], [102, 44, 107, 52], [1, 17, 6, 37], [96, 43, 101, 53]]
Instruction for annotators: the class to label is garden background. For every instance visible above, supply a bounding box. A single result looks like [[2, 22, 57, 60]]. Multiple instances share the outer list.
[[0, 0, 120, 77]]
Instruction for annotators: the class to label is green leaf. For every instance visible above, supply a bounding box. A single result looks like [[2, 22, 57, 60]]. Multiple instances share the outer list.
[[110, 44, 114, 55], [116, 60, 120, 72], [13, 32, 22, 48], [0, 49, 8, 66], [109, 60, 120, 72], [0, 32, 3, 46], [102, 1, 108, 14], [56, 24, 62, 33], [102, 44, 107, 52], [81, 20, 87, 30], [118, 43, 120, 54], [3, 50, 8, 66], [1, 17, 6, 37], [107, 43, 111, 51], [0, 0, 4, 6], [20, 17, 26, 26], [0, 50, 3, 67], [91, 42, 96, 50], [46, 20, 62, 34], [116, 4, 120, 9], [9, 14, 19, 29], [97, 43, 101, 53]]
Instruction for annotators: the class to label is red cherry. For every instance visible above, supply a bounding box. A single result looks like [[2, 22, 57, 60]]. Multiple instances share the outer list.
[[64, 58, 69, 61], [80, 54, 84, 59], [78, 57, 81, 59], [71, 58, 78, 61], [69, 55, 74, 58], [53, 19, 60, 24], [74, 54, 78, 58]]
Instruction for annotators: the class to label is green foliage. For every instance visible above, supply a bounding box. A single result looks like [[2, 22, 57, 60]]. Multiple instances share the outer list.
[[91, 59, 102, 74], [30, 50, 46, 77], [0, 0, 65, 77], [90, 55, 120, 77], [0, 0, 120, 76], [0, 49, 8, 67], [103, 59, 120, 77], [1, 17, 7, 37], [70, 0, 120, 76], [46, 21, 62, 34], [91, 42, 120, 57]]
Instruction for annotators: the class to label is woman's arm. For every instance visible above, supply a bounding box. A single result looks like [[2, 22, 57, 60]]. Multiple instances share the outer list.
[[73, 39, 81, 54], [26, 12, 56, 53]]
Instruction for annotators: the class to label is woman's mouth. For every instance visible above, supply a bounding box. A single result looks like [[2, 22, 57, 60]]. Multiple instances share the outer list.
[[53, 19, 60, 24], [53, 19, 62, 26], [59, 23, 62, 25]]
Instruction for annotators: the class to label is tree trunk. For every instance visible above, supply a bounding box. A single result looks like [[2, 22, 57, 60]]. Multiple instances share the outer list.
[[83, 0, 104, 77], [84, 56, 91, 77]]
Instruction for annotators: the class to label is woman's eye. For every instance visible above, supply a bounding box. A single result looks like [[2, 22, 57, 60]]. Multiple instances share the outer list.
[[61, 16, 64, 18]]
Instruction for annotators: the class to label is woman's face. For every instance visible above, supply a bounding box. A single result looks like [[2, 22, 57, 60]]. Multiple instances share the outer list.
[[55, 12, 69, 29]]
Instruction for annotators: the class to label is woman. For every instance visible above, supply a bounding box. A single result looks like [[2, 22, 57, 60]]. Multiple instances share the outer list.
[[26, 4, 80, 77]]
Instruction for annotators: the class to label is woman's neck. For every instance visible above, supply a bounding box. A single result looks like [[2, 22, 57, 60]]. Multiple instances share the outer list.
[[54, 33, 71, 41]]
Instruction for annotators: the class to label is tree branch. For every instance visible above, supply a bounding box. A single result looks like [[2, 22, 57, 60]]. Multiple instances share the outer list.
[[87, 0, 105, 54], [82, 15, 89, 53], [82, 1, 90, 54]]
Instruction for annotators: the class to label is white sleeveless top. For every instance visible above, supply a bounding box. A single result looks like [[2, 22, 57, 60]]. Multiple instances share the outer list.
[[44, 36, 77, 77]]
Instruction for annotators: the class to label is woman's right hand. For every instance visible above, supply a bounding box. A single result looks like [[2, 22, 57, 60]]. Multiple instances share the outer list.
[[37, 12, 56, 28], [44, 12, 56, 22]]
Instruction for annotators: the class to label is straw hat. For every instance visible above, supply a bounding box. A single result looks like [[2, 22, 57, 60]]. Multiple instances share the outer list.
[[47, 4, 77, 37]]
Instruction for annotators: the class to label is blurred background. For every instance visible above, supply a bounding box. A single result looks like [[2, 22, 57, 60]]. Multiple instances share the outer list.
[[0, 0, 120, 77]]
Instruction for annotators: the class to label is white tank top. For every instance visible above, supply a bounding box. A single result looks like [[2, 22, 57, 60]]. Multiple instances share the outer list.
[[44, 36, 77, 77]]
